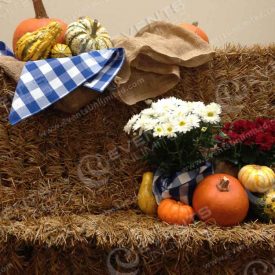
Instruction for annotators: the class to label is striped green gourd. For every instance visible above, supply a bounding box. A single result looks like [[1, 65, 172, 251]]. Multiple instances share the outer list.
[[65, 17, 113, 55]]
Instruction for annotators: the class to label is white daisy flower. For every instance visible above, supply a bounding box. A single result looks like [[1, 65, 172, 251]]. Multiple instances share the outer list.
[[163, 123, 177, 138], [124, 98, 221, 137], [153, 124, 165, 137], [124, 114, 140, 134], [191, 101, 206, 115], [167, 97, 185, 106], [140, 108, 157, 117], [174, 116, 192, 133], [201, 103, 222, 124], [173, 103, 191, 116], [152, 99, 176, 113], [132, 116, 147, 131], [142, 118, 159, 132], [187, 114, 201, 128]]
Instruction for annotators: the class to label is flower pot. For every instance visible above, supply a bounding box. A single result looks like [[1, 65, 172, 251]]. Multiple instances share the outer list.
[[214, 160, 239, 178], [153, 162, 213, 205]]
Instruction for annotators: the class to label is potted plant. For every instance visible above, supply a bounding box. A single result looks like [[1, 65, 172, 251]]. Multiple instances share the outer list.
[[215, 118, 275, 169], [124, 97, 222, 205]]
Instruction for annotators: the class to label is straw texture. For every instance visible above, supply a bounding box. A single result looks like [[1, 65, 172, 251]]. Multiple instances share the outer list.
[[0, 45, 274, 274]]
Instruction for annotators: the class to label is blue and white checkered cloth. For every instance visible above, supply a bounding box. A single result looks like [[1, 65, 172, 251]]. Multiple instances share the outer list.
[[9, 47, 125, 125], [153, 162, 213, 205], [0, 41, 14, 57]]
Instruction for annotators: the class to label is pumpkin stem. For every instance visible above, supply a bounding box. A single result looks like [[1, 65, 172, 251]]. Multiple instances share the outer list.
[[192, 21, 199, 27], [92, 19, 99, 36], [32, 0, 49, 19], [217, 176, 230, 192]]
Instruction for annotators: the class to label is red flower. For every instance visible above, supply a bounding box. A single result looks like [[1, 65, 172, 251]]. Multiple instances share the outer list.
[[227, 131, 240, 141], [255, 132, 274, 151], [218, 118, 275, 152], [233, 120, 256, 134]]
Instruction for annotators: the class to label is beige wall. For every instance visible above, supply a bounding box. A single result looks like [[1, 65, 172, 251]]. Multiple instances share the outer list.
[[1, 0, 275, 48]]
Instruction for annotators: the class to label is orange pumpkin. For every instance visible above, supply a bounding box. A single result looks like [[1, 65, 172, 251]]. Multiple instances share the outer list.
[[193, 174, 249, 226], [179, 22, 209, 43], [157, 199, 194, 225], [13, 0, 67, 51]]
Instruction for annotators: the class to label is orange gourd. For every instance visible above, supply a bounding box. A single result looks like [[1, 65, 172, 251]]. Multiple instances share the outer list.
[[157, 199, 194, 225], [193, 174, 249, 227], [179, 22, 209, 43], [13, 0, 67, 52]]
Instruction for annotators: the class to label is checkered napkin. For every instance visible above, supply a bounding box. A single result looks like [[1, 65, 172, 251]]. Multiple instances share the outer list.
[[9, 48, 125, 125], [153, 162, 213, 205], [0, 41, 14, 57]]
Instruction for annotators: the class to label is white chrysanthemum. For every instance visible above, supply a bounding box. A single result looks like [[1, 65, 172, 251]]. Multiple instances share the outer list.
[[191, 101, 206, 115], [201, 103, 222, 123], [140, 108, 157, 117], [174, 116, 192, 133], [142, 118, 159, 132], [152, 99, 177, 113], [157, 114, 171, 125], [153, 125, 165, 137], [163, 123, 177, 138], [182, 101, 196, 114], [124, 98, 221, 137], [187, 114, 201, 128], [132, 116, 147, 132], [166, 97, 185, 106], [124, 114, 140, 134]]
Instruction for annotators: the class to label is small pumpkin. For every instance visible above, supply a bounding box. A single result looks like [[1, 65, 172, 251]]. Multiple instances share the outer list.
[[15, 21, 62, 61], [179, 22, 209, 43], [250, 189, 275, 222], [51, 43, 72, 58], [157, 199, 194, 225], [193, 174, 249, 226], [238, 165, 275, 193], [65, 17, 113, 55], [137, 172, 158, 216], [13, 0, 67, 52]]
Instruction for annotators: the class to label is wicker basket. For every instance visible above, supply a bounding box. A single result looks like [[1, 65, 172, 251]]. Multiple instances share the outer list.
[[0, 45, 274, 274]]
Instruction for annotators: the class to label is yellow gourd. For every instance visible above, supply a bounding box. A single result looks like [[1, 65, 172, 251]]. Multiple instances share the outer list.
[[15, 21, 62, 61], [137, 172, 157, 216], [238, 165, 275, 193], [50, 43, 72, 58]]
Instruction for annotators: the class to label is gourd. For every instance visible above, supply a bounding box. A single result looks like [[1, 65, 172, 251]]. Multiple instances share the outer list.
[[15, 22, 62, 61], [137, 172, 158, 216], [65, 17, 113, 55], [179, 22, 209, 43], [51, 44, 72, 58], [250, 189, 275, 222], [157, 199, 194, 225], [238, 165, 275, 193], [193, 174, 249, 226], [13, 0, 67, 51]]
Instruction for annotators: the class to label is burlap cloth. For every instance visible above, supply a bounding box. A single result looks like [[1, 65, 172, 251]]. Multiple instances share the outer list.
[[0, 21, 214, 113]]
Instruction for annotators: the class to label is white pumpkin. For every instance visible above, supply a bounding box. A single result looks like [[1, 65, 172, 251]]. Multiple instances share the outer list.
[[238, 165, 275, 193]]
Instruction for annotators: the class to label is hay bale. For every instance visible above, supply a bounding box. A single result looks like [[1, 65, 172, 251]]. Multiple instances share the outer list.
[[0, 45, 274, 274], [0, 45, 274, 218], [0, 211, 274, 274]]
